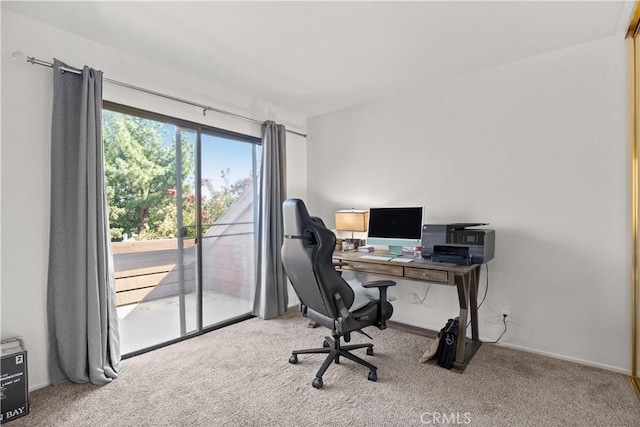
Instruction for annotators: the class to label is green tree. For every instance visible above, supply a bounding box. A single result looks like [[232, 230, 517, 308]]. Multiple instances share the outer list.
[[156, 169, 253, 238], [201, 168, 252, 225], [103, 110, 193, 241]]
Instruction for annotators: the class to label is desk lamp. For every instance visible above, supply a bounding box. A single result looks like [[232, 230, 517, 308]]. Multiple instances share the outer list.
[[335, 209, 368, 250]]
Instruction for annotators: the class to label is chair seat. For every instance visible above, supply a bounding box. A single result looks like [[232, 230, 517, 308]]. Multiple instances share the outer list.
[[346, 278, 379, 311]]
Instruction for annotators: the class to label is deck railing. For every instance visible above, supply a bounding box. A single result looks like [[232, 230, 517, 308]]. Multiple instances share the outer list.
[[112, 222, 255, 307]]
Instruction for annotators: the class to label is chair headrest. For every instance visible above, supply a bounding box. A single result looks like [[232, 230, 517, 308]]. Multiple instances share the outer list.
[[283, 198, 313, 237]]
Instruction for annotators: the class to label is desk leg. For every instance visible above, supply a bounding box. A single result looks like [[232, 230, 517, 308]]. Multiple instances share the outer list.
[[469, 266, 480, 341], [452, 267, 483, 372], [455, 276, 470, 365]]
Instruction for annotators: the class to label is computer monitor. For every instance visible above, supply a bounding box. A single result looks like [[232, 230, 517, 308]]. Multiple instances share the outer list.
[[367, 207, 423, 256]]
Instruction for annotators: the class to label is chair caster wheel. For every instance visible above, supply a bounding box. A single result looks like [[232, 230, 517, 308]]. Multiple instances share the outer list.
[[312, 377, 323, 389], [289, 354, 298, 364], [335, 355, 340, 364], [368, 371, 377, 382], [366, 347, 374, 356]]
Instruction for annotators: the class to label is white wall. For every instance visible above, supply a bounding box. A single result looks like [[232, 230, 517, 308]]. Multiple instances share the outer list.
[[0, 10, 307, 390], [307, 37, 630, 373], [2, 6, 629, 388]]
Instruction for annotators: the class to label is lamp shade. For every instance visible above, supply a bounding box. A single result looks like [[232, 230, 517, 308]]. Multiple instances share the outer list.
[[335, 210, 369, 232]]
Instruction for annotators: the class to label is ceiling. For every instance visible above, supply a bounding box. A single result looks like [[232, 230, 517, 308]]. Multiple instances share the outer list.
[[3, 1, 635, 119]]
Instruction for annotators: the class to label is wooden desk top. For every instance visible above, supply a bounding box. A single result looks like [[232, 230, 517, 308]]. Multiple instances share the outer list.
[[333, 251, 478, 274], [333, 251, 479, 286]]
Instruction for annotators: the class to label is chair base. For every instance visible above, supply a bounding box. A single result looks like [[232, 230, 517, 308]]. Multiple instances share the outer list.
[[289, 334, 377, 388]]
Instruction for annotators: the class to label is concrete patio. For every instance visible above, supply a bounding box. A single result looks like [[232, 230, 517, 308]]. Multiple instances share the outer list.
[[116, 291, 252, 354]]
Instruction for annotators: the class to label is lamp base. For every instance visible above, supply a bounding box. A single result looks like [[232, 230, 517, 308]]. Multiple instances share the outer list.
[[335, 238, 365, 252]]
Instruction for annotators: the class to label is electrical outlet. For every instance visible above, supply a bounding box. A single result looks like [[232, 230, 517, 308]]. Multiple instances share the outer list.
[[501, 310, 511, 324]]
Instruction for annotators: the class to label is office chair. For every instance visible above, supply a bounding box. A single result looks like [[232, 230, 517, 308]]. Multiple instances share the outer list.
[[281, 199, 396, 389], [307, 215, 345, 329]]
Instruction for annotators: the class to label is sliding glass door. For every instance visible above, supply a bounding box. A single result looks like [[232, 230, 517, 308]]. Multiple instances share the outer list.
[[200, 133, 261, 328], [103, 110, 198, 354], [103, 105, 260, 356]]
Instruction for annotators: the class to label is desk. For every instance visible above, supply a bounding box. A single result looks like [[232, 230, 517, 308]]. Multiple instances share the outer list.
[[332, 251, 482, 373]]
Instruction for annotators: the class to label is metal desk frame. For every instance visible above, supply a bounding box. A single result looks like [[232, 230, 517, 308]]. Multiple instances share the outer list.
[[332, 251, 482, 372]]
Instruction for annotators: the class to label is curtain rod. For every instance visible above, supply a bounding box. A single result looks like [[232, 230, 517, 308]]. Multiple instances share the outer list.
[[25, 55, 307, 138]]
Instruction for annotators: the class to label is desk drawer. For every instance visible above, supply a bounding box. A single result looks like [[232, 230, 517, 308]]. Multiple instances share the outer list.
[[405, 267, 449, 283], [343, 262, 404, 277]]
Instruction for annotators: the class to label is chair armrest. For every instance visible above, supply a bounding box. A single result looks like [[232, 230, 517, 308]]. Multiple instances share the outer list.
[[362, 280, 396, 288], [362, 280, 395, 330]]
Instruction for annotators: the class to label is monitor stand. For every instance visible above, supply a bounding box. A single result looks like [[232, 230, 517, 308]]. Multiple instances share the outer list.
[[388, 245, 403, 256]]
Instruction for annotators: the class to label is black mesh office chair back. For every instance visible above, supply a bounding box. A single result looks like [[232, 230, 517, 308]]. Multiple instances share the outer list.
[[281, 198, 396, 388]]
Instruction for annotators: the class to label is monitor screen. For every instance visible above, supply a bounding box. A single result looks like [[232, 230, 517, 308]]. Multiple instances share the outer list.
[[368, 207, 423, 240]]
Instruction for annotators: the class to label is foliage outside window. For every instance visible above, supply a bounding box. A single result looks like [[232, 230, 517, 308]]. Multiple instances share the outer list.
[[103, 110, 251, 241]]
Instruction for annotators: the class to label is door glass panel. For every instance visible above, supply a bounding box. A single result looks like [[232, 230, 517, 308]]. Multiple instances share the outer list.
[[200, 133, 261, 327], [103, 110, 197, 354]]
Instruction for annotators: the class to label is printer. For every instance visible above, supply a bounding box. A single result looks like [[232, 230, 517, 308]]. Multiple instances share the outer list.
[[421, 223, 495, 265]]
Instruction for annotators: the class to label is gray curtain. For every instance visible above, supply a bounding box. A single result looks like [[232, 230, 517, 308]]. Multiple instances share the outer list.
[[253, 121, 288, 319], [47, 59, 120, 385]]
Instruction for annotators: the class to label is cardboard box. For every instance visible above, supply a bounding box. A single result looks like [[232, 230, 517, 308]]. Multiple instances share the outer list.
[[1, 351, 29, 423]]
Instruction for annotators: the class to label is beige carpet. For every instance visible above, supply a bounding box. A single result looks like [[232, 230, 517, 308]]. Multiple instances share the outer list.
[[12, 310, 640, 426]]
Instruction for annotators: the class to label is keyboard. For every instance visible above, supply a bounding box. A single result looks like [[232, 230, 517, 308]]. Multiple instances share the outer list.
[[359, 255, 414, 263], [359, 255, 394, 261]]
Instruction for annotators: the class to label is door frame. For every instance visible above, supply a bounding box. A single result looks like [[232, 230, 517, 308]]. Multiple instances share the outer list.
[[627, 2, 640, 401], [103, 101, 261, 359]]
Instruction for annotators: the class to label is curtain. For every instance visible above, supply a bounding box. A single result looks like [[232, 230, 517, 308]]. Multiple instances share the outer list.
[[253, 121, 288, 319], [47, 59, 120, 385]]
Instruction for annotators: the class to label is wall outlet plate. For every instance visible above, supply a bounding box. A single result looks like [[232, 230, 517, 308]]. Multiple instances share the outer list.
[[501, 310, 511, 324]]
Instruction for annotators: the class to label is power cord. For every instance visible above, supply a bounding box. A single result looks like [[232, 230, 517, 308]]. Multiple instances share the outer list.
[[477, 263, 489, 309], [467, 263, 489, 328], [462, 263, 508, 343], [485, 313, 508, 344], [409, 283, 432, 304]]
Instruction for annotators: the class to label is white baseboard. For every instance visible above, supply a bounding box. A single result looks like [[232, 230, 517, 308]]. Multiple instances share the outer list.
[[488, 341, 631, 376], [29, 381, 49, 392], [389, 318, 631, 375]]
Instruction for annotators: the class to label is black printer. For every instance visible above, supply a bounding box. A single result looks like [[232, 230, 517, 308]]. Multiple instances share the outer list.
[[421, 223, 495, 265]]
